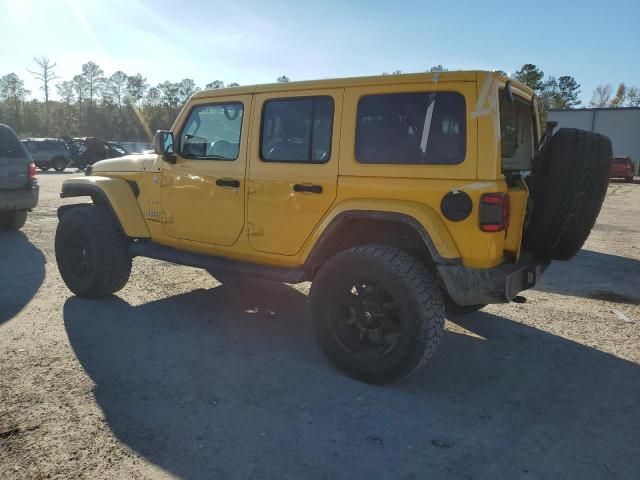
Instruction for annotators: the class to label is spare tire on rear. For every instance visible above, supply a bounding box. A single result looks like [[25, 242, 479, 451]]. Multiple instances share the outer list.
[[526, 128, 612, 261]]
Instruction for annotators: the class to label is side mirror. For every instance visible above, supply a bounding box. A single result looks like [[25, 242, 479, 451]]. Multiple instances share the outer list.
[[153, 130, 176, 163]]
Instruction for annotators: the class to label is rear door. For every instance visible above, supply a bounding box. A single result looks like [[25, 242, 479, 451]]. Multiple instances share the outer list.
[[246, 89, 342, 256], [0, 126, 30, 190]]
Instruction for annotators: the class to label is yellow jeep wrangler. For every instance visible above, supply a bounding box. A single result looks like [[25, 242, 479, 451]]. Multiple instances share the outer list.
[[55, 71, 612, 383]]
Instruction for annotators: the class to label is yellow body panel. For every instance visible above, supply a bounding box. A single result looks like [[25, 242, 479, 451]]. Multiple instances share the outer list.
[[160, 94, 252, 246], [246, 88, 343, 255], [63, 176, 150, 238], [68, 71, 537, 271]]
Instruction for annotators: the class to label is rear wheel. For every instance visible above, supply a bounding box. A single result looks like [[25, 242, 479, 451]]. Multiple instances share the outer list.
[[0, 210, 27, 231], [310, 245, 445, 384], [52, 156, 68, 172], [55, 206, 131, 298]]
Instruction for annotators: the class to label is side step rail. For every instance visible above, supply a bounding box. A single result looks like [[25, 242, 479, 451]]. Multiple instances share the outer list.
[[129, 240, 308, 284]]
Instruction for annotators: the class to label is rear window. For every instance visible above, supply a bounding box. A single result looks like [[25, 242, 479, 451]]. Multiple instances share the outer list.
[[0, 126, 27, 158], [355, 92, 466, 165]]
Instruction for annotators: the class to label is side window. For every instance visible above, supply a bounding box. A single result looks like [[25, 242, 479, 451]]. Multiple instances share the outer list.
[[180, 102, 244, 160], [260, 96, 334, 163], [355, 92, 466, 165], [499, 91, 534, 171]]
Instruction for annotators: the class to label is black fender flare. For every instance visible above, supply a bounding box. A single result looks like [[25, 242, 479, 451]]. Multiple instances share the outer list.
[[303, 210, 461, 271]]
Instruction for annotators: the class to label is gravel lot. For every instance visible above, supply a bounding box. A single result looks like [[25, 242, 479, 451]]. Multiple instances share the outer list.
[[1, 171, 639, 480]]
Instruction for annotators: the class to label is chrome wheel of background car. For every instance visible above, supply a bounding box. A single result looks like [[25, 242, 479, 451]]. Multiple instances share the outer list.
[[330, 281, 403, 360]]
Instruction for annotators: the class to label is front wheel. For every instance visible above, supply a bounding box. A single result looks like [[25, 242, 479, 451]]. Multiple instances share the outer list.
[[55, 206, 132, 298], [310, 245, 445, 384], [52, 156, 68, 172]]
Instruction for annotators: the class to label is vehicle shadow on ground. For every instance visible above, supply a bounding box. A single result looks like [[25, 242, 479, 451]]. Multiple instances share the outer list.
[[536, 249, 640, 305], [64, 282, 640, 480], [0, 231, 46, 325]]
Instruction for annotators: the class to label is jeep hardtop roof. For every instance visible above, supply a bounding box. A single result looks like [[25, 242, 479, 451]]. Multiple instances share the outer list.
[[193, 70, 534, 100]]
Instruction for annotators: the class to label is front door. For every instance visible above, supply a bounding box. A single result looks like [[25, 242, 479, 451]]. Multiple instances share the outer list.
[[161, 95, 250, 246], [247, 89, 342, 255]]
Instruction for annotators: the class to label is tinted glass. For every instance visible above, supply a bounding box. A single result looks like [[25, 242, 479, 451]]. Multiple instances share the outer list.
[[261, 96, 334, 163], [355, 92, 466, 165], [0, 126, 28, 158], [181, 102, 244, 160]]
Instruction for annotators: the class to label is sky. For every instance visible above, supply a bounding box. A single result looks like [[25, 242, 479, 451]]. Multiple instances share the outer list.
[[1, 0, 638, 105]]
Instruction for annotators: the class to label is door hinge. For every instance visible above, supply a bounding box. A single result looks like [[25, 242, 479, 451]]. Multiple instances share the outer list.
[[160, 174, 173, 187], [247, 222, 264, 236], [246, 181, 264, 195], [161, 212, 174, 224]]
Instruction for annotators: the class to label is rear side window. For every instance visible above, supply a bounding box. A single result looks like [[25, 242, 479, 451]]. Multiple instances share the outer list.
[[261, 96, 334, 163], [0, 126, 27, 158], [355, 92, 466, 165]]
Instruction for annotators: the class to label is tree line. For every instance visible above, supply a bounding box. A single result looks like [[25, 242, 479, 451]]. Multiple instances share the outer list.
[[507, 64, 639, 109], [0, 57, 291, 141], [1, 58, 638, 143]]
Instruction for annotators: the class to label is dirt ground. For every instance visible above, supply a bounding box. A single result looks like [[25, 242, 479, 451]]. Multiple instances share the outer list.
[[1, 171, 639, 480]]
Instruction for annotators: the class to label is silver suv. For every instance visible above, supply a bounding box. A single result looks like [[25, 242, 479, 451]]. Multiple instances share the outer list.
[[0, 125, 39, 231], [22, 138, 71, 172]]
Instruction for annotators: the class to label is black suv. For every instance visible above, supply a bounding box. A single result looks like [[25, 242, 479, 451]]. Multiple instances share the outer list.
[[68, 137, 128, 170], [1, 125, 39, 231], [22, 138, 71, 172]]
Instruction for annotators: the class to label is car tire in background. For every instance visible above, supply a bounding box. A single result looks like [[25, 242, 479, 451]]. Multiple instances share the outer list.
[[55, 205, 132, 298], [526, 128, 612, 262], [38, 165, 50, 172], [310, 244, 445, 384], [0, 210, 27, 231], [52, 156, 68, 172]]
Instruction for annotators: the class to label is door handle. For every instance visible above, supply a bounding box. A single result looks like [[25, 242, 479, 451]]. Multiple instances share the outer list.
[[216, 178, 240, 188], [293, 184, 323, 194]]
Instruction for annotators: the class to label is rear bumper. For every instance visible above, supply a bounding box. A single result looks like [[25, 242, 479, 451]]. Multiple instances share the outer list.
[[0, 185, 39, 211], [610, 169, 633, 178], [438, 255, 548, 306]]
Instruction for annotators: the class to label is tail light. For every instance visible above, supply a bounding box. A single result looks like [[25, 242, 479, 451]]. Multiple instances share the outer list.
[[479, 193, 510, 232], [28, 161, 37, 183]]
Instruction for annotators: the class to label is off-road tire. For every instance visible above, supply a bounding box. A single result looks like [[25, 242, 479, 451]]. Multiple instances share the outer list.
[[526, 128, 612, 261], [310, 244, 445, 384], [55, 205, 131, 298], [0, 210, 27, 231], [52, 156, 68, 172]]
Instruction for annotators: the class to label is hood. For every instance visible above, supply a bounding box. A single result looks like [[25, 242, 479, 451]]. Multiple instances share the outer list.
[[91, 153, 158, 173]]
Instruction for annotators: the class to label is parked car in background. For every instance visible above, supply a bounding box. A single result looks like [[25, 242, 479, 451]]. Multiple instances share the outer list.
[[610, 156, 634, 183], [68, 137, 129, 170], [22, 138, 71, 172], [0, 125, 38, 231]]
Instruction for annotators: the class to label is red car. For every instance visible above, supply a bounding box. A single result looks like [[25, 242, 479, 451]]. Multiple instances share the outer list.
[[610, 156, 635, 183]]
